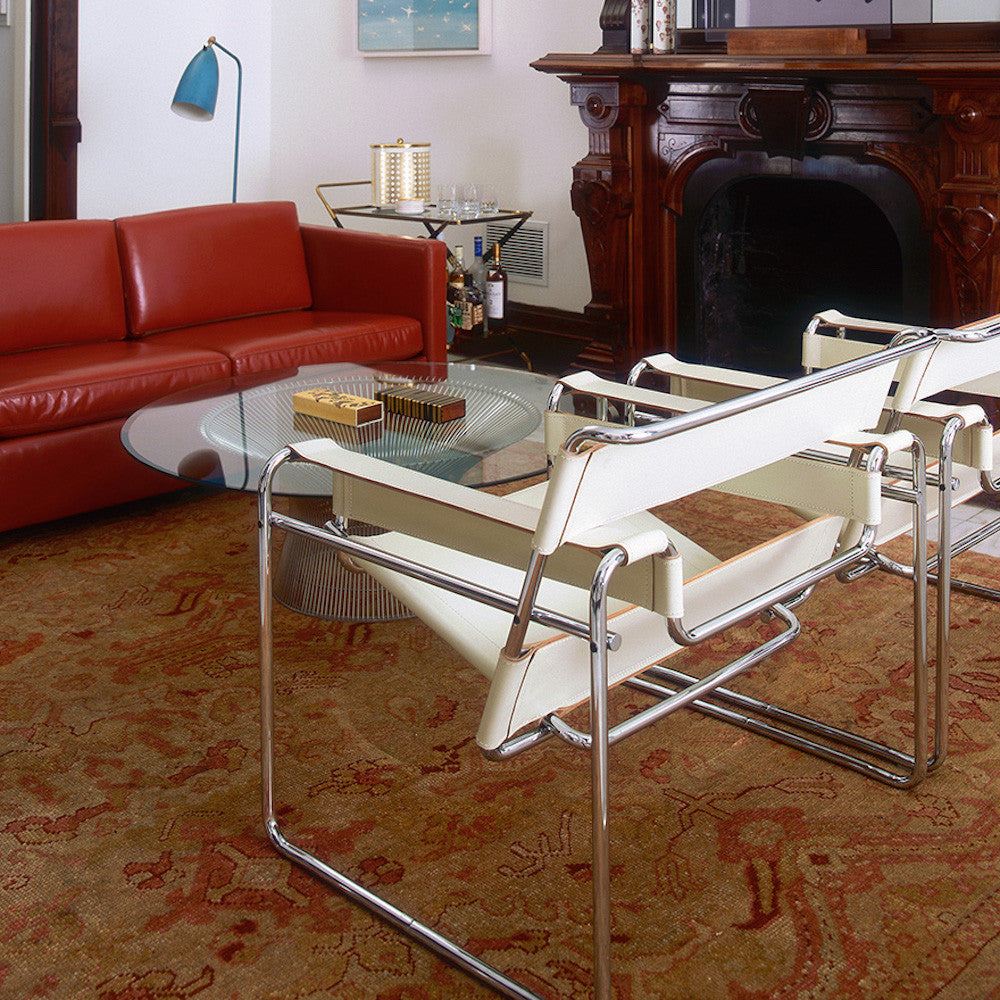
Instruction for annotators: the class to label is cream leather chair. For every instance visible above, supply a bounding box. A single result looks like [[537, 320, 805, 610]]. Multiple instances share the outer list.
[[630, 310, 1000, 779], [257, 337, 933, 1000]]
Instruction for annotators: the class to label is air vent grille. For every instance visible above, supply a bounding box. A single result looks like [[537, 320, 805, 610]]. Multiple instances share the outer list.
[[484, 220, 548, 286]]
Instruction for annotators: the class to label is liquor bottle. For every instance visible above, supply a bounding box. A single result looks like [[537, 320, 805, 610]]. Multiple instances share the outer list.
[[485, 242, 508, 334], [447, 245, 466, 343], [448, 245, 466, 290], [458, 272, 484, 340], [469, 237, 488, 331]]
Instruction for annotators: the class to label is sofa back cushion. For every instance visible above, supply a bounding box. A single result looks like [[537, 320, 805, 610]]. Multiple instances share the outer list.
[[0, 219, 128, 352], [116, 201, 313, 337]]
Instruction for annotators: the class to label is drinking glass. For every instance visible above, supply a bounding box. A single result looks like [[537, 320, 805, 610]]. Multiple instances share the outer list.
[[458, 182, 480, 217], [479, 185, 498, 214], [437, 183, 458, 217]]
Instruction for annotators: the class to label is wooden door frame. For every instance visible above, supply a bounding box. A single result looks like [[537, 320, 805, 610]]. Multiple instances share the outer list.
[[29, 0, 79, 219]]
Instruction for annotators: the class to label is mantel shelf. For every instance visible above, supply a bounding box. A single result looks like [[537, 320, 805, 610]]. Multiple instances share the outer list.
[[532, 50, 1000, 81]]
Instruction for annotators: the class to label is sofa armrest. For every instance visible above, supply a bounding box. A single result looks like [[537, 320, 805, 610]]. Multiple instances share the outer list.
[[300, 225, 447, 363]]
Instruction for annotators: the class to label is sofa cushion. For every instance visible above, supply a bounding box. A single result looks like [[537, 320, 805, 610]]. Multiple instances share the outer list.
[[0, 219, 128, 352], [149, 310, 425, 375], [0, 341, 232, 438], [116, 201, 313, 337]]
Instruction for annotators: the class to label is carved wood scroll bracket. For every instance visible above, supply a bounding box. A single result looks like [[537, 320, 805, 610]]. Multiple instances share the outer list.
[[739, 82, 832, 159], [567, 80, 647, 366], [570, 178, 633, 327], [571, 81, 624, 156]]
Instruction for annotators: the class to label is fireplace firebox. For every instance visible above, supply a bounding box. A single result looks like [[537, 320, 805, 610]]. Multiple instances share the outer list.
[[679, 156, 924, 375], [533, 23, 1000, 377]]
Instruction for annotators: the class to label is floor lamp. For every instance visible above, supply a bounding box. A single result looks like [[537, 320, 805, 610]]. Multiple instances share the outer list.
[[171, 36, 242, 202]]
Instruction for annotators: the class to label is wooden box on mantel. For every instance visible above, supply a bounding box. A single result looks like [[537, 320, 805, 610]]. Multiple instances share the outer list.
[[726, 27, 868, 56]]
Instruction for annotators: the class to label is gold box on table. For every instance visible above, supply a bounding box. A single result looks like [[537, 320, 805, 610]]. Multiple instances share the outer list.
[[292, 389, 383, 426]]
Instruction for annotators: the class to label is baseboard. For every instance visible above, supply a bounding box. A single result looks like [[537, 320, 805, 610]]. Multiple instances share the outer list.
[[506, 302, 617, 375], [452, 303, 616, 376], [506, 302, 605, 343]]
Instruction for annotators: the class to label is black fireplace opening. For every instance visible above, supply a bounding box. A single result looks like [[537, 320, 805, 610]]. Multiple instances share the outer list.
[[676, 160, 929, 377]]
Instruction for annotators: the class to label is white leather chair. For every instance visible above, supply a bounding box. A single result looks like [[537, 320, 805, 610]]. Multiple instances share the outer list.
[[629, 309, 1000, 778], [257, 337, 933, 1000]]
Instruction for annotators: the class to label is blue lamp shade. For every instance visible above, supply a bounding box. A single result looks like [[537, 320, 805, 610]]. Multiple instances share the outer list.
[[171, 45, 220, 120], [171, 37, 242, 202]]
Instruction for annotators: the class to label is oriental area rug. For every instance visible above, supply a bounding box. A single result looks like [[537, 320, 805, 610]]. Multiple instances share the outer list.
[[2, 486, 1000, 1000]]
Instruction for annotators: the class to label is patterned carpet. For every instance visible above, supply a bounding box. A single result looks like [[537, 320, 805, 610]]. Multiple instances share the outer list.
[[2, 487, 1000, 1000]]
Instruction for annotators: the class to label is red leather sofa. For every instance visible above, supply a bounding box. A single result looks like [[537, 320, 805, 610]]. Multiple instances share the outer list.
[[0, 201, 446, 532]]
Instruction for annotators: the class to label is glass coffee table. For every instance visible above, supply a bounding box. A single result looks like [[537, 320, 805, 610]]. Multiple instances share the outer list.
[[123, 361, 554, 621]]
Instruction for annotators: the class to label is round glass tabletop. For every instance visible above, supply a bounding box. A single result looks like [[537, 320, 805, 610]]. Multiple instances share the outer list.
[[122, 361, 554, 496]]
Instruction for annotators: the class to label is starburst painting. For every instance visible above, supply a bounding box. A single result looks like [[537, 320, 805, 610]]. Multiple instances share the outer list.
[[356, 0, 491, 56]]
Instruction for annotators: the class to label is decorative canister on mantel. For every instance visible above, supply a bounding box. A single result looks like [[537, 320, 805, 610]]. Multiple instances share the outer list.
[[653, 0, 676, 53], [630, 0, 676, 54], [371, 139, 431, 207], [630, 0, 650, 53]]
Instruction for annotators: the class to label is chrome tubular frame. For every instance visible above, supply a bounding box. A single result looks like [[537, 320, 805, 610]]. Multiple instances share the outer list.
[[625, 435, 931, 789], [667, 530, 875, 649], [266, 508, 622, 654], [852, 411, 1000, 772], [549, 602, 800, 752], [587, 546, 626, 1000], [548, 337, 936, 453], [562, 337, 935, 455], [258, 448, 548, 1000]]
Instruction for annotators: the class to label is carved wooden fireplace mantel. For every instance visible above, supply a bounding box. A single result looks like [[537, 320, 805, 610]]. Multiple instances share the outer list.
[[533, 25, 1000, 374]]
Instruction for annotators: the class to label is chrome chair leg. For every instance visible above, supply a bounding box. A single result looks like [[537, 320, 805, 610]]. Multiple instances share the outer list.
[[257, 451, 548, 1000], [589, 549, 627, 1000]]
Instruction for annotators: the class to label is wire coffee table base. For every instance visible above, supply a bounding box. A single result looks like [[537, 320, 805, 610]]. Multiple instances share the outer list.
[[273, 498, 412, 621]]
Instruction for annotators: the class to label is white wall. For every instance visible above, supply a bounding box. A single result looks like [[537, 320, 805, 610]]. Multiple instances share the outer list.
[[0, 0, 29, 222], [70, 0, 1000, 309], [269, 1, 600, 311], [0, 13, 15, 222], [77, 0, 272, 217]]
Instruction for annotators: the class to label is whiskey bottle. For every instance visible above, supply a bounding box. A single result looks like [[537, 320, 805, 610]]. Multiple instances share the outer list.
[[448, 245, 466, 290], [447, 245, 466, 342], [458, 272, 484, 340], [485, 243, 508, 333]]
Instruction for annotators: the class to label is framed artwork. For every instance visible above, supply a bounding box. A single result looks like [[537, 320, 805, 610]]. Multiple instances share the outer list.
[[355, 0, 493, 57]]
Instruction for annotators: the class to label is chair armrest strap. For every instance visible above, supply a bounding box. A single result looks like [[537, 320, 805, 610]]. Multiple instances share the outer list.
[[906, 399, 988, 428], [555, 371, 710, 414], [811, 308, 912, 337], [638, 352, 781, 394], [827, 429, 914, 453], [611, 528, 672, 565], [900, 406, 993, 471]]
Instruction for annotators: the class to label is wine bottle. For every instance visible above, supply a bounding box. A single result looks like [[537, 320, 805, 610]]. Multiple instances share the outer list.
[[485, 243, 508, 334]]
